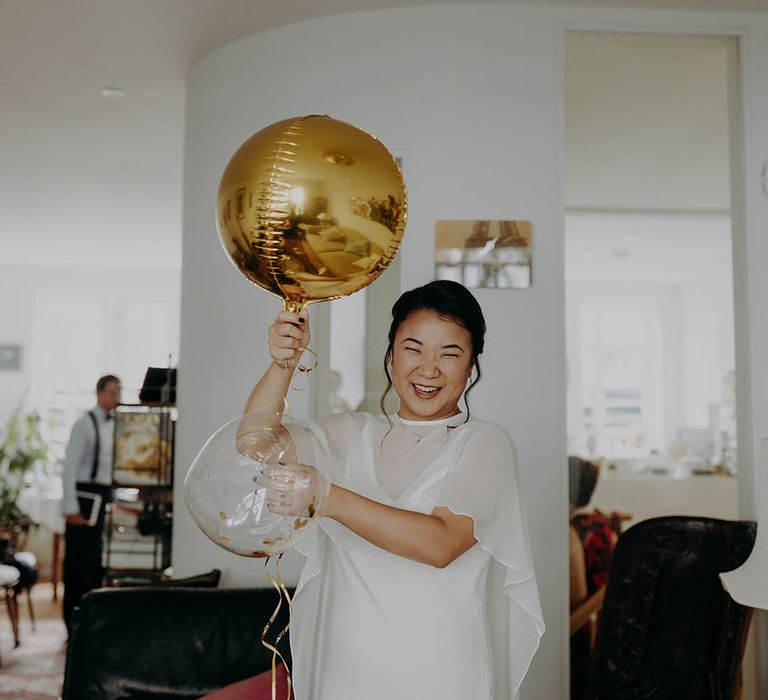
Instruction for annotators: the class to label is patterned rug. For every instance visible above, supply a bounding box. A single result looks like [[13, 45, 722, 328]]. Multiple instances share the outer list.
[[0, 587, 66, 699]]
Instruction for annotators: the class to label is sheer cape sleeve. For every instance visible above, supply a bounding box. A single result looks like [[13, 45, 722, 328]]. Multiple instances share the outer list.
[[287, 412, 388, 555], [285, 412, 352, 473], [424, 421, 545, 700]]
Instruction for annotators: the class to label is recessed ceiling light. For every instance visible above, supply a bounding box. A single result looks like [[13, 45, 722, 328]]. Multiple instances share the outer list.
[[100, 87, 125, 98]]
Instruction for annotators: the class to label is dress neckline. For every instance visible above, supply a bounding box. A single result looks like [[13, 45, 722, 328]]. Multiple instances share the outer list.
[[374, 413, 468, 501], [396, 412, 467, 428]]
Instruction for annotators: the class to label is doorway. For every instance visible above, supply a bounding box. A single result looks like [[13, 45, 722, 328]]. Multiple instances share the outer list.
[[564, 30, 750, 698]]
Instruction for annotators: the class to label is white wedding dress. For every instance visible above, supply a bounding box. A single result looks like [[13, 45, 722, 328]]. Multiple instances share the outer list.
[[287, 412, 544, 700]]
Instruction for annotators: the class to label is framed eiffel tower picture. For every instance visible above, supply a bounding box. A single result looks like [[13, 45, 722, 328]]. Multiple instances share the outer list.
[[434, 220, 532, 289]]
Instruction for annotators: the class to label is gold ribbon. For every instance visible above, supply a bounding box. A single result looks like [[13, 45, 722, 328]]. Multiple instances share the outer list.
[[265, 342, 316, 698], [261, 555, 293, 700], [288, 346, 318, 392]]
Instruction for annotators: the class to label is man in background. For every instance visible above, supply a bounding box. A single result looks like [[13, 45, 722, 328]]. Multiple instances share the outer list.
[[61, 374, 121, 633]]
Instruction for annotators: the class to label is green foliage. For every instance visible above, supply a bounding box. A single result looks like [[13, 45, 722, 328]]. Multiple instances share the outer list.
[[0, 399, 48, 526]]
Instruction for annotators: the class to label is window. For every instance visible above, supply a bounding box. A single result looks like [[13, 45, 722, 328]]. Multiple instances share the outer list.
[[576, 296, 663, 458], [29, 290, 178, 461]]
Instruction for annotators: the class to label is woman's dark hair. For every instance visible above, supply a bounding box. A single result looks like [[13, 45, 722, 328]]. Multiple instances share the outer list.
[[380, 280, 486, 419], [568, 456, 600, 509]]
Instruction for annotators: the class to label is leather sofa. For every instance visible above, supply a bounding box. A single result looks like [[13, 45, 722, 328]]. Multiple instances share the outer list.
[[63, 586, 293, 700]]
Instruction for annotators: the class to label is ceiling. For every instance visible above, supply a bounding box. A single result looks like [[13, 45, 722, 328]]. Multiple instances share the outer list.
[[1, 0, 764, 269]]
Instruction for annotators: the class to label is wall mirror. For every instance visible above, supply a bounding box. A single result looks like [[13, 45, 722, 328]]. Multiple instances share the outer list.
[[434, 219, 532, 289]]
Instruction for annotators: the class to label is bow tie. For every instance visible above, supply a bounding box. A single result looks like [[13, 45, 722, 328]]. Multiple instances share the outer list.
[[104, 413, 113, 421]]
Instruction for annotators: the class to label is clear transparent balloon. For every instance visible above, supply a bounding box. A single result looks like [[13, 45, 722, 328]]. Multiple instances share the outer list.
[[184, 414, 320, 557]]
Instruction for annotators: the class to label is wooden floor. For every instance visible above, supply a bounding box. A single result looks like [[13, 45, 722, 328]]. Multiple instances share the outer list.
[[0, 583, 66, 699]]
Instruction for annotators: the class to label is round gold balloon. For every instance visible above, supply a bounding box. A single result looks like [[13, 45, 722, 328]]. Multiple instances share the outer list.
[[217, 115, 407, 312]]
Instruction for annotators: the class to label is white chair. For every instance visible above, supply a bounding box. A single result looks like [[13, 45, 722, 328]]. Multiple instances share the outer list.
[[0, 564, 20, 662]]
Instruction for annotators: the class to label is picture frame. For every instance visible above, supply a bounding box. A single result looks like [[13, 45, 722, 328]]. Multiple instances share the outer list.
[[113, 406, 173, 485], [0, 345, 21, 371], [434, 220, 533, 289]]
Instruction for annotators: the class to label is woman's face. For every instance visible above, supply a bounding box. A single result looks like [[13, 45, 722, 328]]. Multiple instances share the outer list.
[[391, 309, 474, 421]]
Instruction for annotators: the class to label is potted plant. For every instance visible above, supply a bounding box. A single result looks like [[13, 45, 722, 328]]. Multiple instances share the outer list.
[[0, 400, 48, 551]]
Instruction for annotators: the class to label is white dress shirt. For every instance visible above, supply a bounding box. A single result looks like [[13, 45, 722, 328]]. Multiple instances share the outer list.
[[61, 405, 114, 515]]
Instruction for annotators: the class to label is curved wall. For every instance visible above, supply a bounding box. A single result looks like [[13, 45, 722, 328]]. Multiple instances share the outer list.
[[177, 6, 768, 699]]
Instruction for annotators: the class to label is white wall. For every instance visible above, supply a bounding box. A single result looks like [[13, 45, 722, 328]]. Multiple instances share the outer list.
[[177, 7, 768, 699], [0, 266, 180, 420], [329, 292, 366, 411], [0, 265, 180, 577], [0, 268, 33, 418]]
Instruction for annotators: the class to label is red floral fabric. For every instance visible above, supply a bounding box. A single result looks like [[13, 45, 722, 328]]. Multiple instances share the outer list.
[[571, 509, 615, 594]]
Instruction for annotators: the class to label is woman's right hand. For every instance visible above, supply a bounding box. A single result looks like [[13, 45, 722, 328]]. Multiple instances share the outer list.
[[268, 309, 310, 370], [255, 461, 331, 518]]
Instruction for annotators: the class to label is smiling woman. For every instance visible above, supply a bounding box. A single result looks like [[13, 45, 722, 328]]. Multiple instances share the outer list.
[[241, 279, 543, 700]]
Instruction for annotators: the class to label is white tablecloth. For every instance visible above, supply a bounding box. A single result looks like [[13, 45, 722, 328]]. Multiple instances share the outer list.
[[17, 477, 65, 535]]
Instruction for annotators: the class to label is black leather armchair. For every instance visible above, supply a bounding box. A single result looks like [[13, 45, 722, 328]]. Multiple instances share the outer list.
[[63, 587, 292, 700], [590, 516, 756, 700]]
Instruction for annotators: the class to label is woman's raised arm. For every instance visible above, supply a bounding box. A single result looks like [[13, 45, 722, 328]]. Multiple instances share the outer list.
[[241, 308, 309, 416], [237, 309, 310, 456]]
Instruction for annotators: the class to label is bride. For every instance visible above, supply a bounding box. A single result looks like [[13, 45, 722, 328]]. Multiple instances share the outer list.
[[243, 279, 544, 700]]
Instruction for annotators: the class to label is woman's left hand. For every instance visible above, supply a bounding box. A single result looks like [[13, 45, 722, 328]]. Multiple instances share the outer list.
[[255, 462, 331, 518]]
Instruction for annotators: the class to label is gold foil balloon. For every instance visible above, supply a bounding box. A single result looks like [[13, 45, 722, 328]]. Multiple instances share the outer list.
[[217, 115, 407, 312]]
